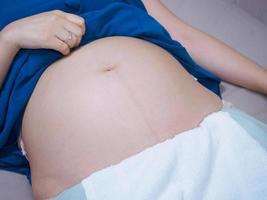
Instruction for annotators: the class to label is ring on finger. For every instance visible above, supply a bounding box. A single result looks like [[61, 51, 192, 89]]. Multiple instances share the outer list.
[[64, 31, 74, 43]]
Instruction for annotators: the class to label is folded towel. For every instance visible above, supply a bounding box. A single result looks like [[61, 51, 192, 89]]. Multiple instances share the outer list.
[[54, 108, 267, 199]]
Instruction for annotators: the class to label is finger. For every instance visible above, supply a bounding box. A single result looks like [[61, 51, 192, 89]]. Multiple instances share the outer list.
[[50, 37, 70, 55], [61, 19, 84, 37], [75, 36, 82, 47], [64, 13, 86, 34], [55, 28, 77, 48], [53, 10, 86, 34]]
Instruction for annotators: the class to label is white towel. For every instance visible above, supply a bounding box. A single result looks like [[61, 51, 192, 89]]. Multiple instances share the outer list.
[[79, 110, 267, 200]]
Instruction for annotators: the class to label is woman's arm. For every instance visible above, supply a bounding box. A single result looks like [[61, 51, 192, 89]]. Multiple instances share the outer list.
[[0, 10, 85, 91], [0, 31, 20, 90], [142, 0, 267, 95]]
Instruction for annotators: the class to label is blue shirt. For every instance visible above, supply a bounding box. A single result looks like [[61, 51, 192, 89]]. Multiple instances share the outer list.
[[0, 0, 221, 183]]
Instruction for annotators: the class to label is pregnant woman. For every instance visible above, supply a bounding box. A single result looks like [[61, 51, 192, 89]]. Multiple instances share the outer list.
[[0, 0, 267, 199]]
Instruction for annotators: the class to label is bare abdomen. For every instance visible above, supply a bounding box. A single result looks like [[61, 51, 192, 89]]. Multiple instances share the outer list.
[[21, 36, 222, 199]]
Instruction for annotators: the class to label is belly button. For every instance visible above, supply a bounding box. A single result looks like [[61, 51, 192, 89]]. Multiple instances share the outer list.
[[103, 64, 117, 72]]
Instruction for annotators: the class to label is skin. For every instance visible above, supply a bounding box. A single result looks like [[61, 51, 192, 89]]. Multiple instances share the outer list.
[[141, 0, 267, 94], [22, 36, 222, 199], [0, 10, 86, 90], [0, 1, 266, 199], [0, 1, 267, 94]]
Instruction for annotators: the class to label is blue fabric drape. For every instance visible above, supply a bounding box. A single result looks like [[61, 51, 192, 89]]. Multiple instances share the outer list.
[[0, 0, 221, 183]]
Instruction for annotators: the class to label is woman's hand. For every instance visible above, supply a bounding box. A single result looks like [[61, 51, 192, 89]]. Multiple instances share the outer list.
[[1, 10, 86, 55]]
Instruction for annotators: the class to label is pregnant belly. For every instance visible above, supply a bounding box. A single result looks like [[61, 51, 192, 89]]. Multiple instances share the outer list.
[[21, 36, 222, 199]]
